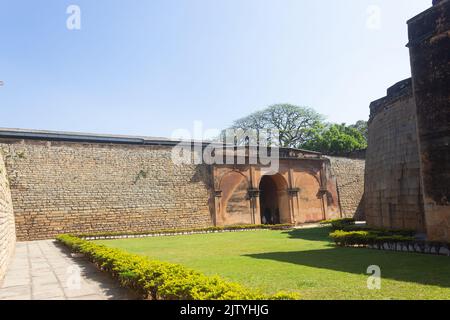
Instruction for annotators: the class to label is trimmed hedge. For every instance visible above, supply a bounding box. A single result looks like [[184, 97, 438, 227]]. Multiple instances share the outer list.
[[57, 234, 300, 300], [340, 225, 416, 237], [329, 230, 450, 256], [329, 230, 414, 246], [319, 218, 356, 230], [76, 224, 295, 239]]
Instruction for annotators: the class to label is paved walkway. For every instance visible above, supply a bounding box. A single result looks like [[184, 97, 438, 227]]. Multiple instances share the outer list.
[[0, 240, 138, 300]]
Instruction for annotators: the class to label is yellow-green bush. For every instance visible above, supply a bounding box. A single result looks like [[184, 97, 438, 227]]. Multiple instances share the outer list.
[[329, 230, 414, 246], [319, 218, 356, 230], [340, 225, 416, 237], [57, 234, 299, 300]]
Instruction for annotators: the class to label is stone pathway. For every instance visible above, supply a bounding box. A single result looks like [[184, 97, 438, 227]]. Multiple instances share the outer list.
[[0, 240, 138, 300]]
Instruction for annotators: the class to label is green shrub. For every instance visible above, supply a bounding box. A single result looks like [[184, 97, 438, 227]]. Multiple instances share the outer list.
[[329, 230, 372, 246], [341, 225, 415, 237], [56, 234, 299, 300], [320, 218, 356, 230], [329, 230, 414, 247]]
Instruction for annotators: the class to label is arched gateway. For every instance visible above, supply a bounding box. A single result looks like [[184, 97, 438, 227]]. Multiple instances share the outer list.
[[259, 174, 290, 224], [212, 148, 342, 227]]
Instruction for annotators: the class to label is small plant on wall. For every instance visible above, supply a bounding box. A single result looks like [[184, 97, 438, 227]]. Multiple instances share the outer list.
[[1, 148, 26, 160], [0, 147, 23, 187], [133, 169, 149, 185], [15, 151, 26, 159]]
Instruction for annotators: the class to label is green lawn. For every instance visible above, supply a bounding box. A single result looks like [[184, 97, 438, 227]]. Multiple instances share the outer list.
[[96, 227, 450, 300]]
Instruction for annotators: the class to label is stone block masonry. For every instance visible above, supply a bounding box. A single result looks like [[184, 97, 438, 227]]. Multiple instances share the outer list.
[[407, 0, 450, 241], [0, 150, 15, 281], [365, 79, 425, 232], [327, 157, 365, 220], [364, 1, 449, 241], [0, 128, 362, 241], [0, 140, 213, 241]]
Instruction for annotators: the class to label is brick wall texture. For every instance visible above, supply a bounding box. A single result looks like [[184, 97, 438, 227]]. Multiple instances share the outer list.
[[0, 150, 15, 281], [327, 157, 365, 219], [365, 80, 425, 232], [0, 140, 213, 241]]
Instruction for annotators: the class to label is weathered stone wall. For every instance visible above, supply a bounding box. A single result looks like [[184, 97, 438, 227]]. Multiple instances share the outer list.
[[0, 140, 214, 241], [0, 131, 365, 240], [0, 150, 15, 281], [365, 79, 425, 232], [326, 157, 365, 219], [408, 0, 450, 241]]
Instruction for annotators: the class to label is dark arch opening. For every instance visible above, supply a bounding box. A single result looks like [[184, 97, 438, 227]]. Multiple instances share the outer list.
[[259, 175, 284, 225]]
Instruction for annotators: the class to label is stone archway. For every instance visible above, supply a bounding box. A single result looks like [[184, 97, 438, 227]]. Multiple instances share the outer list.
[[259, 174, 290, 225]]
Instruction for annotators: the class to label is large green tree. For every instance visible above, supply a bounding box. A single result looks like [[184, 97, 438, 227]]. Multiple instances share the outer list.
[[223, 104, 325, 148], [222, 104, 368, 154]]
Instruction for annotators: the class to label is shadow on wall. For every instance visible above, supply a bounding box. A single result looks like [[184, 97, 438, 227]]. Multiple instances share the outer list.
[[354, 197, 365, 221], [245, 229, 450, 288], [190, 164, 216, 223], [190, 164, 214, 187]]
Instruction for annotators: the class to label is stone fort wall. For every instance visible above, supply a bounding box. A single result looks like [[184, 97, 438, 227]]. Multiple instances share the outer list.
[[365, 79, 425, 232], [0, 131, 366, 241], [364, 0, 450, 241], [0, 150, 15, 281], [327, 157, 365, 220], [0, 139, 214, 241], [407, 0, 450, 241]]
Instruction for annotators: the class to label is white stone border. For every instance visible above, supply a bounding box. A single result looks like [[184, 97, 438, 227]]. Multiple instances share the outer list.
[[82, 228, 275, 241], [343, 242, 450, 256]]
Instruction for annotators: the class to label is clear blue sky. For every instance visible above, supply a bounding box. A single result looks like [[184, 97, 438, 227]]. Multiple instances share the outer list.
[[0, 0, 431, 138]]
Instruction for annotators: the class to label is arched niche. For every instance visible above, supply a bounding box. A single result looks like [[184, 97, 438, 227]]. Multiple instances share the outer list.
[[294, 171, 324, 223], [219, 171, 252, 225]]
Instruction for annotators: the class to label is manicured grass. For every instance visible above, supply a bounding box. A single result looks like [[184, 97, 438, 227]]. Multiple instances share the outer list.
[[96, 227, 450, 300]]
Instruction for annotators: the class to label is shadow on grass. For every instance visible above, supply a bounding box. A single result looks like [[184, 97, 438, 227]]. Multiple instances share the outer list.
[[282, 227, 333, 242], [244, 246, 450, 288]]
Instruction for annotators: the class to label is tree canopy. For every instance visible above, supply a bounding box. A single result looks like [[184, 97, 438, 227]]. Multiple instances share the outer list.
[[224, 104, 325, 148], [301, 123, 367, 154], [222, 104, 368, 155], [349, 120, 368, 141]]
